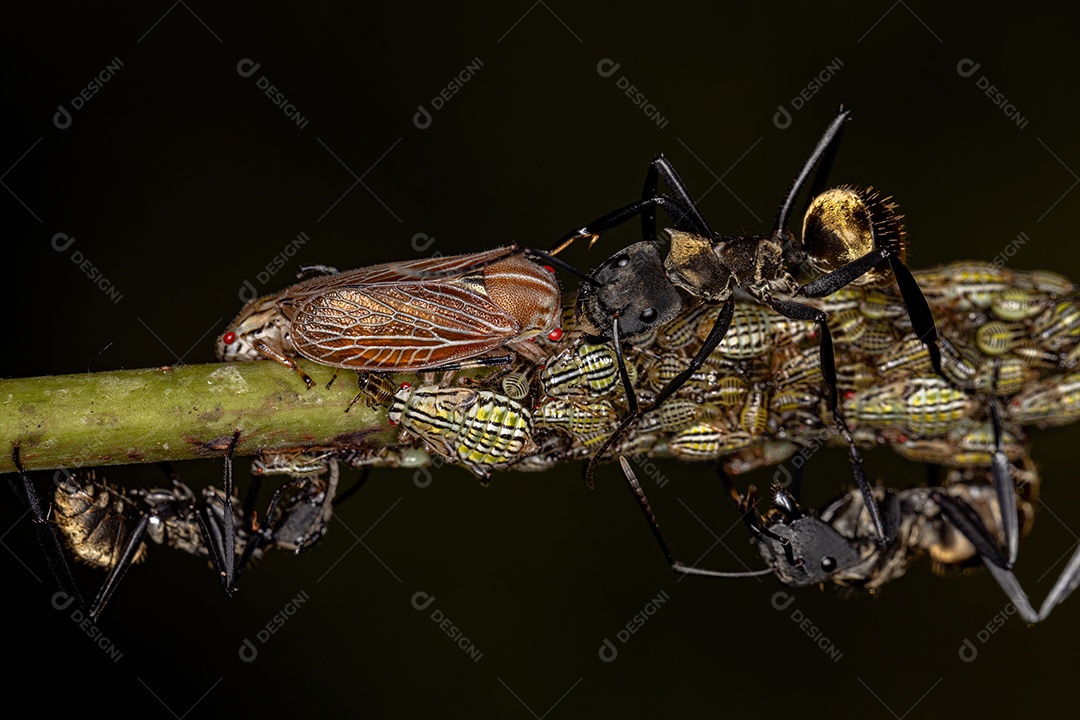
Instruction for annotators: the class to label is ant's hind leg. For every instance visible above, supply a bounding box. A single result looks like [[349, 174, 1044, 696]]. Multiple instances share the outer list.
[[11, 446, 85, 613]]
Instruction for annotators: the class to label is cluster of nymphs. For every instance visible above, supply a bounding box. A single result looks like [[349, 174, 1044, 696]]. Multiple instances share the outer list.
[[22, 108, 1080, 624]]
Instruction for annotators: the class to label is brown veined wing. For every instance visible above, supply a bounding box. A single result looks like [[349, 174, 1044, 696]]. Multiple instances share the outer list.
[[280, 247, 533, 371]]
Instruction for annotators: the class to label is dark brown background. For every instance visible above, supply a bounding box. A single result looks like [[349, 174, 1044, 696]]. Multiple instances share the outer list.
[[2, 3, 1078, 717]]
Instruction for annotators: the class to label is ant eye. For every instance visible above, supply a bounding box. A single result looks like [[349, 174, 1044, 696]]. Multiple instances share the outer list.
[[820, 556, 837, 573], [616, 255, 630, 268], [640, 307, 658, 323]]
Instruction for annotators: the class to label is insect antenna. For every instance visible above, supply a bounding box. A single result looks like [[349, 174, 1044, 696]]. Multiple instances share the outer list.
[[772, 108, 851, 237]]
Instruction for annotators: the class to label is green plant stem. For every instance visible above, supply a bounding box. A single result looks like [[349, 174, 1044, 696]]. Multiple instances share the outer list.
[[0, 361, 400, 473]]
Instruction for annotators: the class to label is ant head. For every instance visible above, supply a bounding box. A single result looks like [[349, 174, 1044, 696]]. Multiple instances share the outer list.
[[577, 242, 686, 339], [801, 186, 905, 287], [752, 485, 867, 587]]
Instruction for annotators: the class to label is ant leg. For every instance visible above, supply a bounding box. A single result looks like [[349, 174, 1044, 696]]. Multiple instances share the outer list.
[[1036, 542, 1080, 622], [770, 299, 885, 542], [888, 257, 942, 375], [612, 315, 639, 416], [988, 398, 1020, 565], [584, 299, 734, 488], [930, 490, 1048, 622], [930, 491, 1010, 569], [88, 512, 150, 621], [984, 563, 1040, 624], [619, 458, 773, 578], [1, 467, 27, 510], [11, 446, 85, 613], [936, 470, 1080, 623], [291, 456, 340, 554], [234, 465, 267, 577], [878, 488, 902, 546], [205, 431, 242, 594], [798, 247, 889, 298], [223, 431, 242, 591], [798, 249, 943, 378], [651, 300, 734, 409], [87, 463, 190, 620]]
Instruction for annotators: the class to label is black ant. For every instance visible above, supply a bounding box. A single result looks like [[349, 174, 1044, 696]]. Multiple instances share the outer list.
[[553, 108, 946, 540], [617, 377, 1076, 624], [10, 442, 361, 621]]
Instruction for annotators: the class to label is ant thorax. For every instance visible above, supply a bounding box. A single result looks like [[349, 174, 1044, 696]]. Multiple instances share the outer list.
[[713, 233, 799, 301], [662, 229, 734, 302], [663, 229, 798, 305]]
